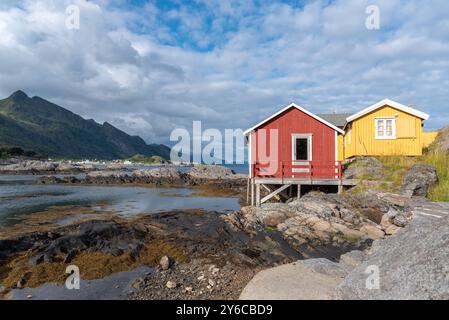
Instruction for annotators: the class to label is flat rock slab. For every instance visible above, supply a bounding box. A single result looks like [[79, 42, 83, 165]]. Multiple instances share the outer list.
[[335, 208, 449, 300], [239, 258, 347, 300]]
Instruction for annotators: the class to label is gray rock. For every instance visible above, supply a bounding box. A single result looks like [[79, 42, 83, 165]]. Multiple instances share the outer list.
[[401, 164, 438, 197], [335, 213, 449, 299], [159, 255, 174, 270], [188, 164, 236, 179], [339, 250, 366, 269], [344, 157, 385, 180], [240, 259, 348, 300]]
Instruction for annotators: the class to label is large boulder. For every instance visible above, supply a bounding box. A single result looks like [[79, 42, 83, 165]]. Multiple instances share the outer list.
[[401, 164, 437, 197], [335, 213, 449, 299]]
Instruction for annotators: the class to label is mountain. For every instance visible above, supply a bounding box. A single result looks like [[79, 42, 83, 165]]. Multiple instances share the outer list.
[[0, 90, 170, 160]]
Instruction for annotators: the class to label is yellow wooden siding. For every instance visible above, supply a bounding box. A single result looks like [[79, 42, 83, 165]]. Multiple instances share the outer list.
[[337, 134, 344, 161], [345, 105, 424, 158], [397, 117, 416, 138], [422, 131, 438, 148]]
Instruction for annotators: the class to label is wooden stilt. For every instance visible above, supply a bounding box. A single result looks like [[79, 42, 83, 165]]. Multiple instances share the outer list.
[[251, 179, 254, 206], [338, 183, 343, 194], [297, 184, 301, 200], [256, 183, 261, 207], [246, 178, 250, 204]]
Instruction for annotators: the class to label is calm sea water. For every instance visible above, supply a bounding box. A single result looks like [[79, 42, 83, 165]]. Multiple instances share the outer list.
[[0, 184, 240, 228]]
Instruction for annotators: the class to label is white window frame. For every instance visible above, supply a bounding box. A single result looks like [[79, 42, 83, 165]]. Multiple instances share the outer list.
[[292, 134, 312, 162], [375, 117, 396, 140]]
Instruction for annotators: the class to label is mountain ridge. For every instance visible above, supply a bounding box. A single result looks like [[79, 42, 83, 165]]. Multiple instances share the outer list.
[[0, 90, 170, 160]]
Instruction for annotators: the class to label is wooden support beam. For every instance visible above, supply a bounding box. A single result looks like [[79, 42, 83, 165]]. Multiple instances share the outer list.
[[251, 179, 254, 206], [246, 178, 250, 204], [256, 184, 261, 207], [338, 184, 343, 194], [261, 184, 291, 204], [261, 184, 281, 201], [297, 184, 301, 200]]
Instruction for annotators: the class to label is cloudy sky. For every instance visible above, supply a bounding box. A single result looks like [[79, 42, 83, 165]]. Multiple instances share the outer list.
[[0, 0, 448, 145]]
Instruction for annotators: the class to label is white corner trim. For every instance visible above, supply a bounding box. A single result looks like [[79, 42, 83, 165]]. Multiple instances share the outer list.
[[248, 133, 252, 178], [346, 98, 430, 123], [335, 131, 338, 162], [244, 103, 345, 136]]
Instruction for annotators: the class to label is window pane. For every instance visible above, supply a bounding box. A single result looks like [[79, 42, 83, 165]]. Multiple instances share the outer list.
[[386, 120, 393, 136], [296, 138, 308, 160], [377, 120, 384, 136]]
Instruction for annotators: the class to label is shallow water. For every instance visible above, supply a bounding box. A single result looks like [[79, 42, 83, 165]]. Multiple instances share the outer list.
[[0, 183, 240, 227], [7, 266, 153, 300]]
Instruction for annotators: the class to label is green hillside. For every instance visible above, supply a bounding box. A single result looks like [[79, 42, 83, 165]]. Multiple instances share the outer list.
[[0, 90, 170, 160]]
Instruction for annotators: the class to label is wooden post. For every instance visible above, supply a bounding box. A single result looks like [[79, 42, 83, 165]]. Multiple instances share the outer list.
[[256, 183, 261, 207], [338, 183, 343, 194], [251, 179, 255, 206], [246, 178, 250, 204], [297, 184, 301, 200]]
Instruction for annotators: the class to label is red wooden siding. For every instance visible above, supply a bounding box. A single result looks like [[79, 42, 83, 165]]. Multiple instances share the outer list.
[[251, 106, 338, 179]]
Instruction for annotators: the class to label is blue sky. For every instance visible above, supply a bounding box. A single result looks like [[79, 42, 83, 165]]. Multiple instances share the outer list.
[[0, 0, 448, 145]]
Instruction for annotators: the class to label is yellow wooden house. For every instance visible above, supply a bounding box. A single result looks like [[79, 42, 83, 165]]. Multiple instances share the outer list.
[[339, 99, 437, 158]]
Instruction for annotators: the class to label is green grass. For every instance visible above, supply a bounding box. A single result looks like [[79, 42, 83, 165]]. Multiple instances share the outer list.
[[421, 150, 449, 201], [375, 151, 449, 202]]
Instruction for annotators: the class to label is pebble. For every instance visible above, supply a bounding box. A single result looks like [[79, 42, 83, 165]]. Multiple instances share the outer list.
[[211, 267, 220, 274], [160, 256, 173, 270], [197, 275, 205, 281], [208, 279, 216, 287], [166, 281, 177, 289], [26, 294, 33, 299]]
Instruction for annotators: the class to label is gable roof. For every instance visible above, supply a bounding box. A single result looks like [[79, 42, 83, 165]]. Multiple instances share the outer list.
[[243, 103, 345, 135], [346, 99, 430, 123], [317, 113, 352, 128]]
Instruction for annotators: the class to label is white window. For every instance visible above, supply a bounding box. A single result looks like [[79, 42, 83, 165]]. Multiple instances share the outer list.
[[292, 134, 312, 161], [375, 118, 396, 139]]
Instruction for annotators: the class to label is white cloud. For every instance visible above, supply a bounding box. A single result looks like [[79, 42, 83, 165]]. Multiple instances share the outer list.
[[0, 0, 448, 146]]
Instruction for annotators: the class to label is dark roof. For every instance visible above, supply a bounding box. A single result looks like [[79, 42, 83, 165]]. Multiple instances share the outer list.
[[317, 113, 353, 128]]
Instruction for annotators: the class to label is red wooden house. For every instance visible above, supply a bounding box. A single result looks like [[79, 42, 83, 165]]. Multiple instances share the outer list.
[[244, 103, 350, 206]]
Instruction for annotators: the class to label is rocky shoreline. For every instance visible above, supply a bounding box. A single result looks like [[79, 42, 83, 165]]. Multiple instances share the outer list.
[[0, 159, 446, 300], [0, 187, 416, 300], [241, 198, 449, 300], [31, 164, 248, 189]]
